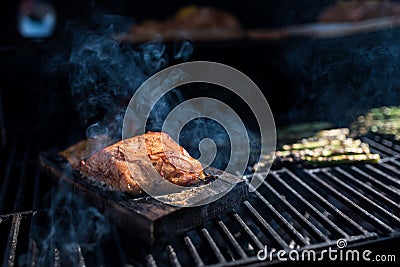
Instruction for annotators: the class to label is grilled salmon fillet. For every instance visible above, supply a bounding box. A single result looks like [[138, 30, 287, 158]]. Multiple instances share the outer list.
[[72, 132, 205, 195]]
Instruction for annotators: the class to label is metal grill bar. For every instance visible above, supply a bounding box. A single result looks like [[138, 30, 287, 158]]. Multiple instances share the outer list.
[[184, 236, 204, 266], [375, 162, 400, 178], [27, 239, 38, 267], [365, 164, 400, 189], [351, 166, 400, 199], [271, 172, 352, 237], [146, 254, 157, 267], [200, 228, 226, 263], [253, 190, 308, 246], [306, 170, 394, 233], [215, 220, 247, 259], [76, 246, 86, 267], [362, 137, 399, 157], [54, 248, 60, 267], [379, 138, 400, 153], [386, 158, 400, 170], [167, 245, 182, 267], [230, 212, 264, 251], [380, 137, 394, 148], [2, 214, 21, 267], [260, 180, 329, 243], [285, 169, 375, 235], [243, 201, 289, 250], [362, 137, 398, 158], [334, 167, 400, 214], [322, 169, 400, 224]]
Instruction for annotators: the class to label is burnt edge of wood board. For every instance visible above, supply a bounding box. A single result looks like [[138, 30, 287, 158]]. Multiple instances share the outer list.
[[38, 152, 248, 244]]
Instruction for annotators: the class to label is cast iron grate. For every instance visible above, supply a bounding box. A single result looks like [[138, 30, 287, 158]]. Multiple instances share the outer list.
[[0, 133, 399, 266]]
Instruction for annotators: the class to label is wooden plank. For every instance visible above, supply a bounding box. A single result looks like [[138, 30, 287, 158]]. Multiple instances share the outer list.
[[38, 152, 247, 245]]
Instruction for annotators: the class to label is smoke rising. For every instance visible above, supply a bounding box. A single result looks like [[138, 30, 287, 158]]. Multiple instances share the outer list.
[[68, 28, 167, 128], [284, 28, 400, 126], [174, 41, 194, 61], [31, 15, 198, 266], [18, 180, 111, 266], [60, 14, 261, 171]]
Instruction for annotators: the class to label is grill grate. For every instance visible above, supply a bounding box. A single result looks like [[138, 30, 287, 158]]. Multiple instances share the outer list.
[[0, 134, 400, 266]]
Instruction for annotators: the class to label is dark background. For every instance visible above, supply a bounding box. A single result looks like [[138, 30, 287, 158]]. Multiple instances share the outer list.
[[0, 0, 335, 42], [1, 0, 400, 147]]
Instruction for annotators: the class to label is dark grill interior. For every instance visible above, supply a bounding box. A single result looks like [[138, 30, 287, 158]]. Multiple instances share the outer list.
[[0, 133, 399, 266], [3, 1, 400, 265]]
